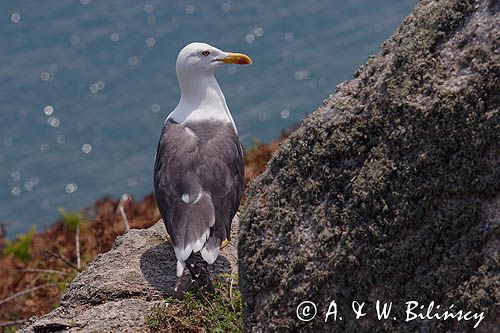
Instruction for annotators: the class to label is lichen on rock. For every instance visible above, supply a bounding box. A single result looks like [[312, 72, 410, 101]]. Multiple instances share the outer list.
[[238, 0, 499, 332]]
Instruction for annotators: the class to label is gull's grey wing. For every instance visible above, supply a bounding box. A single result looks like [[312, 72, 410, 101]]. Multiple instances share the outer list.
[[185, 120, 244, 242], [153, 119, 243, 268]]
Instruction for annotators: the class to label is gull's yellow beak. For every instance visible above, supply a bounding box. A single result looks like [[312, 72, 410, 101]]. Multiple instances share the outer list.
[[219, 52, 252, 65]]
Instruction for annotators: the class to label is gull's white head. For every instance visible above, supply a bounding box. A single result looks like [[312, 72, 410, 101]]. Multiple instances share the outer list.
[[171, 42, 252, 126], [176, 42, 252, 79]]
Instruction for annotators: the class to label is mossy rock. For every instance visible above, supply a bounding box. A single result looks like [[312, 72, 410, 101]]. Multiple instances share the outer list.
[[238, 0, 499, 332]]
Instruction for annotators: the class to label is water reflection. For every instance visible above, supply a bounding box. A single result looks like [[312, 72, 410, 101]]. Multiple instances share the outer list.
[[0, 0, 416, 236]]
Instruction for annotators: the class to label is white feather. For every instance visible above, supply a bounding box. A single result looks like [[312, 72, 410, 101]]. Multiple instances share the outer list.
[[174, 244, 192, 262], [201, 243, 220, 264], [176, 260, 186, 277], [181, 191, 203, 204], [173, 227, 211, 265], [184, 127, 197, 138], [192, 192, 203, 204]]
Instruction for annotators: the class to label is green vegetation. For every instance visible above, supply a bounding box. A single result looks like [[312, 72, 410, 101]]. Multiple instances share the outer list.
[[3, 226, 36, 262], [4, 325, 18, 333], [58, 207, 83, 270], [146, 274, 242, 333], [58, 208, 83, 230]]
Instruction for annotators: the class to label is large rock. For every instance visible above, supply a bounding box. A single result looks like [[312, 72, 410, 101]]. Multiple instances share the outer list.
[[21, 220, 238, 332], [238, 0, 499, 332]]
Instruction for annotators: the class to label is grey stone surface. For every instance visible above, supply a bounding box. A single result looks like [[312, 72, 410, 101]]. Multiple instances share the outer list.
[[238, 0, 499, 332], [20, 219, 238, 332]]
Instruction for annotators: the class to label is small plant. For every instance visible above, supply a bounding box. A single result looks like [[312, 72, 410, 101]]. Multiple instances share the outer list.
[[4, 325, 18, 333], [58, 208, 83, 270], [146, 274, 242, 333], [58, 208, 82, 230], [3, 226, 36, 262]]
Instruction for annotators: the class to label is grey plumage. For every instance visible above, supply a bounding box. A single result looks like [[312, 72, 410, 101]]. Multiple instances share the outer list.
[[153, 118, 244, 267], [154, 42, 250, 296]]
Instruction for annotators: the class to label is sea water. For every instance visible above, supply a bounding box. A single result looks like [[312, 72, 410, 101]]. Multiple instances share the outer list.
[[0, 0, 415, 236]]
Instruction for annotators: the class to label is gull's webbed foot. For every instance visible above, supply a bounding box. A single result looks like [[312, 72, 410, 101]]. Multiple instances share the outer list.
[[173, 267, 194, 300]]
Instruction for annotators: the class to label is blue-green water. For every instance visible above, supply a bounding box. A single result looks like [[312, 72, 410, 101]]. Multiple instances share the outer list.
[[0, 0, 415, 237]]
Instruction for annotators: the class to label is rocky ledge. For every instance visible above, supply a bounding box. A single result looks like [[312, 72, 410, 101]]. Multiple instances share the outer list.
[[21, 220, 238, 332]]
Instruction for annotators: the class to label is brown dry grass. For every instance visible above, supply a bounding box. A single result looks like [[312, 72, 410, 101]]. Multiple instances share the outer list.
[[0, 137, 285, 330]]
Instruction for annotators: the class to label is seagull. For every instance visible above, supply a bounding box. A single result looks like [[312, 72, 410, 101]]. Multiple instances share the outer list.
[[153, 42, 251, 298]]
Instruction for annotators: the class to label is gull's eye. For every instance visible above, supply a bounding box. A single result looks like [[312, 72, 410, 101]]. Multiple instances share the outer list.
[[201, 50, 210, 57]]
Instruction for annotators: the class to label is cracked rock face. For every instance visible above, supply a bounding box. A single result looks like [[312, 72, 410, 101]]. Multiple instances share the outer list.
[[21, 220, 238, 332], [238, 0, 499, 332]]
